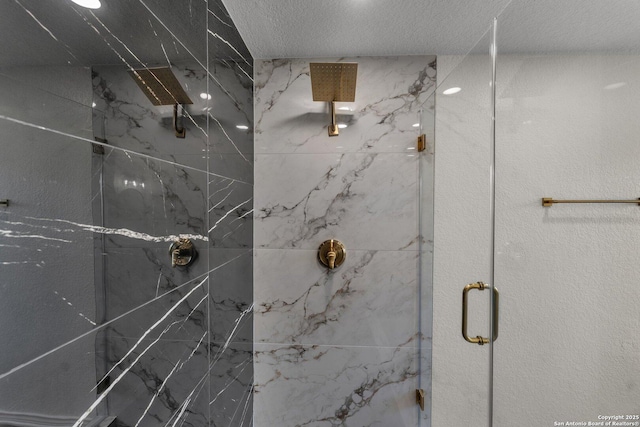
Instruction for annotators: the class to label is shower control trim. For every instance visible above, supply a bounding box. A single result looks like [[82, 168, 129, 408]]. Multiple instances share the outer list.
[[169, 238, 196, 268], [318, 239, 346, 269]]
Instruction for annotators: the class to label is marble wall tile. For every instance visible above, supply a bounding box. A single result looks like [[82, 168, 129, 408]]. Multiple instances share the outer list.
[[16, 1, 204, 66], [255, 249, 419, 347], [0, 0, 253, 424], [209, 249, 253, 344], [209, 110, 254, 156], [209, 178, 253, 249], [100, 146, 208, 248], [207, 250, 253, 427], [207, 1, 253, 65], [209, 152, 254, 184], [0, 275, 208, 426], [100, 276, 210, 426], [0, 71, 93, 139], [209, 342, 254, 427], [0, 331, 102, 424], [255, 57, 436, 155], [255, 152, 419, 250], [208, 60, 254, 145], [104, 247, 209, 321], [254, 56, 435, 425], [93, 64, 210, 170], [0, 120, 96, 377], [254, 343, 419, 427], [204, 31, 254, 427], [97, 139, 210, 367], [104, 337, 209, 427], [136, 0, 209, 66]]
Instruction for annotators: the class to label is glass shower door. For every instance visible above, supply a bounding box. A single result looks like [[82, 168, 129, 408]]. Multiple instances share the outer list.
[[492, 1, 640, 425], [427, 23, 497, 427]]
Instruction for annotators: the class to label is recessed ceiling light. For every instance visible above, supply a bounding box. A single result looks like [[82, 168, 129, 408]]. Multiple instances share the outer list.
[[337, 124, 347, 129], [604, 82, 626, 90], [200, 92, 212, 100], [337, 107, 351, 111], [412, 123, 420, 127], [71, 0, 102, 9], [442, 87, 462, 95], [236, 125, 249, 130], [92, 102, 96, 108]]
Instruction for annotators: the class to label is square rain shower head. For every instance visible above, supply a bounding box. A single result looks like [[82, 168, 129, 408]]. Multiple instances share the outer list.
[[128, 67, 193, 106], [310, 62, 358, 102]]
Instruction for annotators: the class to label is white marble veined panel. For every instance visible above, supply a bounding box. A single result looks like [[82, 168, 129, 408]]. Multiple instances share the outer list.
[[255, 152, 418, 250], [254, 249, 418, 348], [255, 56, 436, 154], [254, 343, 419, 427]]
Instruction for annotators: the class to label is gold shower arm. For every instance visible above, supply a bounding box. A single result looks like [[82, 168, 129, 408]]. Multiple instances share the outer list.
[[328, 101, 338, 137]]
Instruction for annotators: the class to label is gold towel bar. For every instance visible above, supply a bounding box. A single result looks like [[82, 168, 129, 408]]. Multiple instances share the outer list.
[[542, 197, 640, 207]]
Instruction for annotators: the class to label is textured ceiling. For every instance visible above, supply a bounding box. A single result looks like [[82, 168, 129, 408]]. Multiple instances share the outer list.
[[222, 0, 640, 58], [2, 0, 639, 69]]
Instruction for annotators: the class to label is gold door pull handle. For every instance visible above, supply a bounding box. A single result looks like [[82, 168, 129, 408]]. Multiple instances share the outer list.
[[462, 282, 499, 345]]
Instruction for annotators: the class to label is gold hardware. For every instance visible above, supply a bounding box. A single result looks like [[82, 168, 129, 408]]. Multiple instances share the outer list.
[[542, 197, 640, 207], [309, 63, 358, 103], [417, 134, 426, 152], [318, 239, 346, 269], [310, 63, 358, 137], [462, 282, 499, 345], [169, 238, 196, 268], [328, 101, 339, 137], [416, 389, 425, 411], [128, 67, 193, 139], [128, 67, 193, 106], [0, 199, 8, 207]]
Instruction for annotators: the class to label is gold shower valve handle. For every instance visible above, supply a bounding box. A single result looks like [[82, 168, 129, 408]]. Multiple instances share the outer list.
[[327, 249, 337, 269], [318, 239, 346, 269], [169, 238, 196, 268]]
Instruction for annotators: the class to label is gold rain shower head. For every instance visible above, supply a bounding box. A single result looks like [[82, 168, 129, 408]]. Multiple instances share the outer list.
[[309, 62, 358, 137], [128, 67, 193, 138]]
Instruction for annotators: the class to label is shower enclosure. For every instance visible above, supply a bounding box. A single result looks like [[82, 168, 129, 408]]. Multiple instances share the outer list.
[[0, 1, 253, 425], [428, 0, 640, 425], [2, 0, 639, 426]]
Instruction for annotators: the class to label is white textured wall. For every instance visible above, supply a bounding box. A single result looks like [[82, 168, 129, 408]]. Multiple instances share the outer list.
[[493, 54, 640, 424], [432, 54, 640, 425]]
